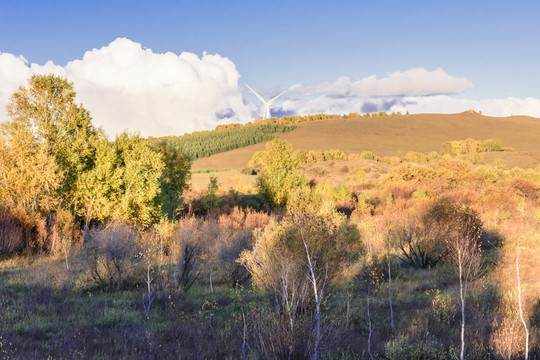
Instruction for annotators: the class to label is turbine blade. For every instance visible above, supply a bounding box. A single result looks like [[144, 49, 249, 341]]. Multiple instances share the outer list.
[[268, 90, 287, 104], [246, 84, 267, 105]]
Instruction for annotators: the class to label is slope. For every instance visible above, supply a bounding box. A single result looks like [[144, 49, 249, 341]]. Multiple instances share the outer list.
[[192, 112, 540, 171]]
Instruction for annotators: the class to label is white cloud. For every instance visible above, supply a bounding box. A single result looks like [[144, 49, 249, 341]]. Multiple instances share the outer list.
[[2, 44, 539, 138], [277, 92, 540, 120], [277, 69, 540, 119], [0, 38, 251, 137], [290, 68, 475, 97], [389, 95, 540, 118]]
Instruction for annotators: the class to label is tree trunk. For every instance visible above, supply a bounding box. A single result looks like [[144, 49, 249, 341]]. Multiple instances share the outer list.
[[242, 308, 247, 360], [160, 234, 163, 265], [459, 258, 465, 360], [516, 245, 530, 360], [345, 286, 350, 329], [83, 219, 90, 243], [300, 225, 321, 360], [144, 263, 153, 317], [388, 256, 394, 332], [64, 247, 69, 270], [367, 285, 374, 360]]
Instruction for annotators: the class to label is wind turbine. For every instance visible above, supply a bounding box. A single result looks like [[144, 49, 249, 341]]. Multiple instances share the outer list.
[[246, 85, 286, 120]]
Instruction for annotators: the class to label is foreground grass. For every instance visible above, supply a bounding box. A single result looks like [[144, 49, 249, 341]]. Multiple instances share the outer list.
[[0, 255, 242, 359], [0, 248, 536, 359]]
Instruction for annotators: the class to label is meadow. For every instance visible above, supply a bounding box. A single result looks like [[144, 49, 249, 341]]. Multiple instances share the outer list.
[[1, 75, 539, 359]]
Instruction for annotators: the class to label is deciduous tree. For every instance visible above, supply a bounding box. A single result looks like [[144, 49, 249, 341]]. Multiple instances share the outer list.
[[255, 139, 306, 208]]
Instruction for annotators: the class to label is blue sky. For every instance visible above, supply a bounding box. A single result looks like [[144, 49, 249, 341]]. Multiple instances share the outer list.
[[1, 1, 540, 136]]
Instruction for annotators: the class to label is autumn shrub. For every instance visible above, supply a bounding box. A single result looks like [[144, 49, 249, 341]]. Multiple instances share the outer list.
[[214, 229, 252, 286], [351, 191, 377, 219], [383, 181, 416, 200], [475, 165, 505, 183], [385, 335, 453, 360], [429, 289, 457, 325], [440, 189, 481, 207], [509, 167, 540, 182], [307, 149, 325, 163], [240, 189, 362, 358], [219, 209, 271, 286], [0, 204, 45, 256], [441, 140, 469, 155], [427, 151, 440, 162], [84, 222, 141, 290], [403, 151, 429, 163], [379, 156, 402, 166], [360, 151, 376, 161], [323, 149, 347, 161], [509, 178, 538, 200], [243, 208, 273, 229], [478, 138, 503, 152], [332, 184, 353, 202], [412, 189, 430, 200], [175, 216, 209, 291], [492, 308, 525, 360], [292, 149, 309, 164], [441, 138, 503, 156], [386, 163, 439, 183], [0, 209, 24, 257], [392, 199, 483, 269]]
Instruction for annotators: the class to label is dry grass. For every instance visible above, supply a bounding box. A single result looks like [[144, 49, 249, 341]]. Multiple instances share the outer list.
[[192, 112, 540, 172], [190, 112, 540, 191], [190, 170, 257, 192]]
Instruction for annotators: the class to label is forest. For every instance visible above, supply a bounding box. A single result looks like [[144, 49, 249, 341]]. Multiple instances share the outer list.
[[0, 75, 538, 360], [147, 123, 296, 160]]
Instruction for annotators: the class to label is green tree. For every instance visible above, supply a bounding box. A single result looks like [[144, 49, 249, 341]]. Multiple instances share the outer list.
[[75, 135, 122, 235], [148, 140, 191, 218], [255, 139, 306, 208], [2, 74, 190, 237], [112, 132, 165, 227], [77, 133, 173, 231], [0, 128, 60, 212], [5, 74, 100, 209], [203, 175, 220, 210]]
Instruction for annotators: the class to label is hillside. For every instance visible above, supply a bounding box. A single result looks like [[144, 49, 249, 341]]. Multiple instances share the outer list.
[[192, 112, 540, 172]]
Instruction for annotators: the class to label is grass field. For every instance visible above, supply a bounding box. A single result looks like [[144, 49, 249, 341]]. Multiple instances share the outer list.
[[190, 111, 540, 191], [193, 112, 540, 171]]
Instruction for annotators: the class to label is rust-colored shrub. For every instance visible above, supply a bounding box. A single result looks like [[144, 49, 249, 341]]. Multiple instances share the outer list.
[[84, 222, 141, 290], [509, 178, 538, 200], [0, 209, 24, 257], [0, 204, 45, 256], [383, 181, 416, 200]]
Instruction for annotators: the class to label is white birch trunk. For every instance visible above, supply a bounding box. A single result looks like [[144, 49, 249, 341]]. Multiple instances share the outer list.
[[64, 247, 69, 270], [516, 245, 529, 360], [459, 250, 465, 360], [242, 307, 247, 360], [388, 257, 394, 332], [300, 226, 321, 360], [367, 286, 374, 360]]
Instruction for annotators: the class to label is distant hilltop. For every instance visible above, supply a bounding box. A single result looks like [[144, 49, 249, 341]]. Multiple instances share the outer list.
[[464, 109, 482, 115]]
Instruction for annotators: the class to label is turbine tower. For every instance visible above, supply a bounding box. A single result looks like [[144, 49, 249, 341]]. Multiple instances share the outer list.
[[246, 84, 286, 120]]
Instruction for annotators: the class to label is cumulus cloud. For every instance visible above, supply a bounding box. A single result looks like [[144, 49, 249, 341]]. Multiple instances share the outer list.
[[290, 68, 475, 98], [2, 43, 540, 138], [389, 95, 540, 118], [277, 68, 540, 119], [273, 67, 480, 116], [0, 38, 251, 137]]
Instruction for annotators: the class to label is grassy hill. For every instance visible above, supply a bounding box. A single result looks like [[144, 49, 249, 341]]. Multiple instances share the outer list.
[[192, 111, 540, 172], [189, 111, 540, 191]]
